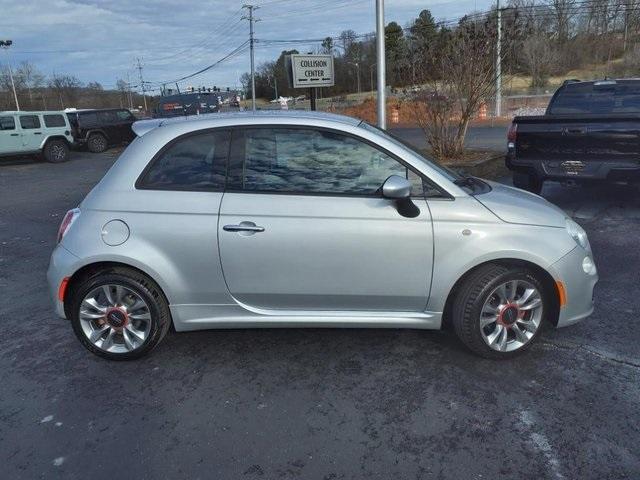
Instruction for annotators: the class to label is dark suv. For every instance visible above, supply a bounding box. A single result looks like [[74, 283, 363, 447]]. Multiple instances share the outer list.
[[66, 109, 136, 153]]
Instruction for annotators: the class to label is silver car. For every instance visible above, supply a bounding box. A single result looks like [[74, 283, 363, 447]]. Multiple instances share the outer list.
[[47, 111, 598, 360]]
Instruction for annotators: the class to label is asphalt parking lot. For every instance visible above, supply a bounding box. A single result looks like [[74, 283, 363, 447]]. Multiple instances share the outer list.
[[1, 150, 639, 479]]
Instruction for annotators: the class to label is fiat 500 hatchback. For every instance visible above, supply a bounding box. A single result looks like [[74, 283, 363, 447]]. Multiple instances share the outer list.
[[47, 111, 598, 360]]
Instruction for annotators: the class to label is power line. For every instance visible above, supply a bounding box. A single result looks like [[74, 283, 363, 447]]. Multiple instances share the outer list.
[[146, 41, 250, 86]]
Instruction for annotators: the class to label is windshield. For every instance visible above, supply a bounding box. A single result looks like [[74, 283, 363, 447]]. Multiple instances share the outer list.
[[359, 121, 463, 182]]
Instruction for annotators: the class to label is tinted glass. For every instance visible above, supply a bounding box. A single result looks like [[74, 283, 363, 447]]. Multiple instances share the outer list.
[[140, 130, 229, 190], [549, 82, 640, 114], [79, 112, 98, 125], [0, 116, 15, 130], [43, 114, 66, 127], [239, 128, 414, 195], [116, 110, 134, 121], [20, 115, 41, 129], [97, 111, 117, 123]]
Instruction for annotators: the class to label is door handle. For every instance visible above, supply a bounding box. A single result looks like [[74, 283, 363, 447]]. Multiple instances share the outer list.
[[223, 222, 265, 233], [10, 133, 19, 136], [563, 127, 586, 135], [33, 132, 42, 135]]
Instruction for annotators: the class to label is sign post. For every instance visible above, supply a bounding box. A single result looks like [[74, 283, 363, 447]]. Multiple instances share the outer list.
[[286, 54, 334, 111]]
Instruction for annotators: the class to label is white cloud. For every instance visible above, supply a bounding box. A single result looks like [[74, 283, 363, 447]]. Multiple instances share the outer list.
[[0, 0, 493, 90]]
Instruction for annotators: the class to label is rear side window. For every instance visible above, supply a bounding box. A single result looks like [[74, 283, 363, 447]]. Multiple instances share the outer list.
[[43, 114, 66, 127], [20, 115, 41, 129], [116, 110, 134, 121], [0, 116, 15, 130], [98, 111, 117, 123], [79, 112, 98, 125], [138, 130, 230, 191]]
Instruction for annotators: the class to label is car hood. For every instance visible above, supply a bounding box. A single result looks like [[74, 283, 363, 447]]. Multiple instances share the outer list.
[[474, 180, 566, 228]]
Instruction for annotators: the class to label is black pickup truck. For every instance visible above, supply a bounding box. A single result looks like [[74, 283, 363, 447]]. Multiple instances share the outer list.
[[506, 79, 640, 193]]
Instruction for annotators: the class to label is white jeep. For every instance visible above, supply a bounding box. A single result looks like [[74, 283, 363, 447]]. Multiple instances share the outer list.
[[0, 111, 74, 163]]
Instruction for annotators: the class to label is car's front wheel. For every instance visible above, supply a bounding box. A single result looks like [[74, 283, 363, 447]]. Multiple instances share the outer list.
[[69, 268, 171, 360], [452, 264, 548, 359]]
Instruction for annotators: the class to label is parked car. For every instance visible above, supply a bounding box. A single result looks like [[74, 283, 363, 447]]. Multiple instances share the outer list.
[[507, 78, 640, 193], [0, 111, 73, 162], [47, 111, 597, 360], [155, 92, 220, 118], [66, 108, 136, 153]]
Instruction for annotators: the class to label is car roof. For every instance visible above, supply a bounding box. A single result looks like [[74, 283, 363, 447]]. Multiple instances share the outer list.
[[132, 110, 362, 137], [0, 110, 67, 115]]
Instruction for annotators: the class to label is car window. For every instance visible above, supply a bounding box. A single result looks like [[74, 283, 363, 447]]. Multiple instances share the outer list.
[[79, 112, 98, 125], [549, 82, 640, 114], [116, 110, 134, 121], [20, 115, 41, 129], [98, 111, 117, 123], [43, 114, 66, 128], [139, 130, 230, 191], [0, 116, 15, 130], [237, 127, 421, 196]]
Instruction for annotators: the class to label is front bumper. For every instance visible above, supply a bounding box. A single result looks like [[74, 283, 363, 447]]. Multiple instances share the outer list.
[[46, 245, 80, 319], [550, 246, 598, 327]]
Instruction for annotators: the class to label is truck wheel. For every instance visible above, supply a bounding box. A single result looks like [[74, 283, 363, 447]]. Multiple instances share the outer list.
[[87, 133, 108, 153], [513, 172, 543, 194], [452, 264, 548, 359], [43, 139, 70, 163]]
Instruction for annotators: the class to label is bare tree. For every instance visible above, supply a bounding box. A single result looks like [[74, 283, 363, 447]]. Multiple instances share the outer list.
[[546, 0, 576, 43], [410, 18, 500, 160], [16, 61, 44, 108], [521, 35, 559, 87]]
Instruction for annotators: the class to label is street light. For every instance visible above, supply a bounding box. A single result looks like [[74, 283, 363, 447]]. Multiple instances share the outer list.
[[0, 40, 20, 111]]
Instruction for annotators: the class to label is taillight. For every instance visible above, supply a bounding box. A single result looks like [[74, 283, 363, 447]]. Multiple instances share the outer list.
[[507, 122, 517, 148], [57, 208, 80, 244]]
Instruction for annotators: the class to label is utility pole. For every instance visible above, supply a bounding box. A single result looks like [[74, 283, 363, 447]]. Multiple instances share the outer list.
[[243, 4, 259, 111], [136, 57, 148, 112], [495, 0, 502, 118], [126, 72, 133, 109], [376, 0, 386, 128], [0, 40, 20, 110]]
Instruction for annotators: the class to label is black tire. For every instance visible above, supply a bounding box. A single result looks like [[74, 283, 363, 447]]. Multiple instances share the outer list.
[[451, 264, 548, 359], [43, 139, 69, 163], [87, 133, 108, 153], [513, 172, 543, 194], [69, 267, 171, 360]]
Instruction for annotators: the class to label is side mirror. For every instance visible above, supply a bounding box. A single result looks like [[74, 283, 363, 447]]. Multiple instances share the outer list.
[[382, 175, 411, 199]]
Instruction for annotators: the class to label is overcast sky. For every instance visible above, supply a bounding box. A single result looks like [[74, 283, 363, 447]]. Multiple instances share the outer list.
[[1, 0, 494, 92]]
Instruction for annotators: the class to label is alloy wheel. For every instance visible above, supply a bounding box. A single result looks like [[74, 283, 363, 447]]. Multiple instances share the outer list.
[[78, 284, 152, 353], [479, 279, 543, 352]]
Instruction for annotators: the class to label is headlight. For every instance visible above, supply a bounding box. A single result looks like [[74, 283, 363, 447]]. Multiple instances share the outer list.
[[565, 218, 590, 250]]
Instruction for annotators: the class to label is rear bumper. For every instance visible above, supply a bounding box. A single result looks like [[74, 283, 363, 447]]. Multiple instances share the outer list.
[[46, 245, 80, 319], [549, 246, 598, 327], [506, 155, 640, 182]]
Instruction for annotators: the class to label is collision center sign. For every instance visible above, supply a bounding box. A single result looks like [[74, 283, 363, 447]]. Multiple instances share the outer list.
[[289, 54, 335, 88]]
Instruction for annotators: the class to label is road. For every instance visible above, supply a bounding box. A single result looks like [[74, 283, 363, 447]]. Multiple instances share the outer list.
[[1, 150, 639, 479], [392, 124, 509, 152]]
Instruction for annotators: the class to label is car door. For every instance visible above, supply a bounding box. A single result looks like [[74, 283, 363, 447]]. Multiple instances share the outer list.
[[116, 109, 136, 142], [18, 114, 43, 150], [218, 126, 434, 312], [0, 115, 21, 154]]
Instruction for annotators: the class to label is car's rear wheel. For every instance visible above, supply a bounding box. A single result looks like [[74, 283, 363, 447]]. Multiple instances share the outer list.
[[69, 268, 171, 360], [452, 264, 548, 359], [43, 139, 69, 163], [513, 172, 543, 194], [87, 133, 108, 153]]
